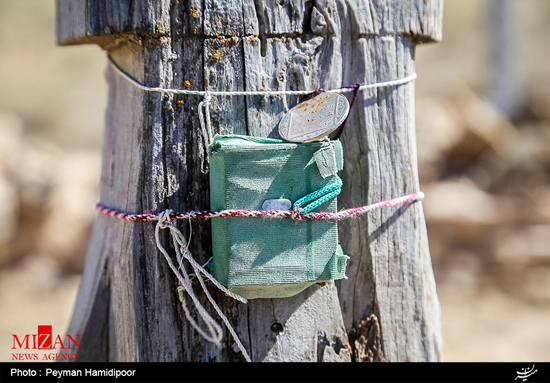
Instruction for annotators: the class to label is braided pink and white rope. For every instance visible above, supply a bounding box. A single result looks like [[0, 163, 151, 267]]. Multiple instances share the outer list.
[[96, 192, 424, 222]]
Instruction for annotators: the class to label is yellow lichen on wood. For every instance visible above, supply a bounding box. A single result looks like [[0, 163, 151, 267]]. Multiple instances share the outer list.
[[188, 8, 200, 19], [212, 50, 221, 62], [155, 24, 166, 37]]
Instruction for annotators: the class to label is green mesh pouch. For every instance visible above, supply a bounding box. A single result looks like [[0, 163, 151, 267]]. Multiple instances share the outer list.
[[209, 134, 348, 300]]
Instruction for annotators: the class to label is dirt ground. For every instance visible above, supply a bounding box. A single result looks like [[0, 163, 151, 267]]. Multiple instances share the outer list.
[[0, 257, 80, 362], [440, 289, 550, 362], [437, 275, 550, 362]]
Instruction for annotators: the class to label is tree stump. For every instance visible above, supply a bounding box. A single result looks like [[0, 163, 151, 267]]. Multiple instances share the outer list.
[[56, 0, 443, 362]]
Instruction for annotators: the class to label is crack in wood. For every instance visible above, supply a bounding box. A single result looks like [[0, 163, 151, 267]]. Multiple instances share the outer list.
[[252, 0, 268, 56]]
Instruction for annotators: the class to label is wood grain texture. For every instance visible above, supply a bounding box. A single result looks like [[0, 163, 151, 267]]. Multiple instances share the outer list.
[[57, 0, 443, 362], [336, 34, 442, 361]]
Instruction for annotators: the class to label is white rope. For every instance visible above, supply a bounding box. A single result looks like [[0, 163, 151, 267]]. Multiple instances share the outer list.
[[197, 92, 213, 172], [107, 53, 417, 97], [198, 91, 214, 144], [189, 258, 214, 281], [107, 53, 416, 171], [154, 210, 251, 362]]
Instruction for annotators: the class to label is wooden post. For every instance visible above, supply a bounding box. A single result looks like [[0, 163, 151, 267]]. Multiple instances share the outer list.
[[488, 0, 523, 119], [56, 0, 443, 362]]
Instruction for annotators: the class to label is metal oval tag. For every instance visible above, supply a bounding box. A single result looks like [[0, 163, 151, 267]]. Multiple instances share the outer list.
[[278, 92, 350, 143]]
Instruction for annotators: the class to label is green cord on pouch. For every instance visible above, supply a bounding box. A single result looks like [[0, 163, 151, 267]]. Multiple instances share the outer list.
[[292, 176, 343, 214]]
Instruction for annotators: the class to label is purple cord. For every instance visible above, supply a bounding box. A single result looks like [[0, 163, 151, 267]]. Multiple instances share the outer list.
[[300, 88, 325, 102], [334, 83, 361, 139]]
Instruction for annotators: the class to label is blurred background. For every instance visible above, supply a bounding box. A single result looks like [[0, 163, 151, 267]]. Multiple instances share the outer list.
[[0, 0, 549, 362]]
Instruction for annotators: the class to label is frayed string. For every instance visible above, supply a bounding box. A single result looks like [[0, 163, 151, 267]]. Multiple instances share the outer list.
[[154, 210, 251, 362]]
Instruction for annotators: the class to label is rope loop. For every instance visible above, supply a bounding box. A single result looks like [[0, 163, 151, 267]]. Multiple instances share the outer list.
[[153, 210, 251, 362], [198, 92, 214, 173], [292, 176, 343, 214]]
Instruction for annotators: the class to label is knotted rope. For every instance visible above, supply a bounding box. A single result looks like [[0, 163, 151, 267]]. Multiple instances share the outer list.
[[154, 210, 251, 362], [98, 192, 424, 223], [99, 191, 423, 361]]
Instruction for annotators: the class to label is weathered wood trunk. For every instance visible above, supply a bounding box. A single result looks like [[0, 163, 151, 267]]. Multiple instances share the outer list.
[[57, 0, 443, 362], [488, 0, 523, 119]]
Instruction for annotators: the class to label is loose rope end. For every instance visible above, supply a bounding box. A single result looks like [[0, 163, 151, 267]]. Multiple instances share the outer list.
[[154, 210, 251, 361]]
